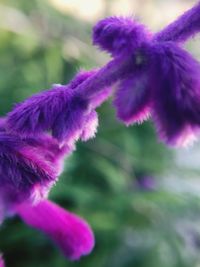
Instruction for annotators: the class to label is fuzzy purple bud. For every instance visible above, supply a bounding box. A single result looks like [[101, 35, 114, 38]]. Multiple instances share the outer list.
[[7, 70, 111, 144], [0, 133, 69, 206], [93, 16, 151, 57]]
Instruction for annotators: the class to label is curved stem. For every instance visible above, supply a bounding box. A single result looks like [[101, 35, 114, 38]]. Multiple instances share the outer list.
[[75, 55, 137, 99], [154, 1, 200, 43]]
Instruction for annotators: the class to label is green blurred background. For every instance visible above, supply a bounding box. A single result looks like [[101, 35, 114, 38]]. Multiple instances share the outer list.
[[1, 0, 200, 266]]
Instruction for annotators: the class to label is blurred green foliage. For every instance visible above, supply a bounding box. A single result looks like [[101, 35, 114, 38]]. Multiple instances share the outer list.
[[1, 1, 200, 267]]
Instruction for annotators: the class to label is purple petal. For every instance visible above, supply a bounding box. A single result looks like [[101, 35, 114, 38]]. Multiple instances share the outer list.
[[113, 71, 151, 125], [93, 16, 151, 57], [15, 200, 95, 260], [150, 43, 200, 146]]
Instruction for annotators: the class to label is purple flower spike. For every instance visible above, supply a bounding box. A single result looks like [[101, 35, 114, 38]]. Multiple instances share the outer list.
[[93, 16, 151, 57], [114, 70, 151, 125], [150, 42, 200, 146], [15, 200, 95, 260], [0, 256, 5, 267]]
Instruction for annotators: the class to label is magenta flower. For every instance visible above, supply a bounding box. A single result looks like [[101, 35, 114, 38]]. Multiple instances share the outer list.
[[14, 200, 94, 260], [0, 72, 105, 264]]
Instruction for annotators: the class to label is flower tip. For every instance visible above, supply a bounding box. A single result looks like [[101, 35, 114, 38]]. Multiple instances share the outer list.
[[66, 220, 95, 261], [15, 200, 95, 261], [93, 16, 150, 56]]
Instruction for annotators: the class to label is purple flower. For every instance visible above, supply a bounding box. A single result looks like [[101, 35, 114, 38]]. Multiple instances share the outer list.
[[7, 84, 90, 143], [14, 200, 94, 260], [92, 5, 200, 147], [6, 3, 200, 150], [0, 118, 71, 209], [7, 70, 111, 145], [0, 132, 69, 206]]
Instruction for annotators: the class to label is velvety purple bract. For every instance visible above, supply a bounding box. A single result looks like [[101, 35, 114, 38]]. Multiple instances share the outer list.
[[7, 70, 111, 144], [114, 70, 151, 125], [7, 85, 89, 142], [150, 42, 200, 146], [93, 16, 151, 57]]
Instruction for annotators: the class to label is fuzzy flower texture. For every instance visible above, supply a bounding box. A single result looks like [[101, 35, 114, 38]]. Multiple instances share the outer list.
[[1, 2, 200, 266]]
